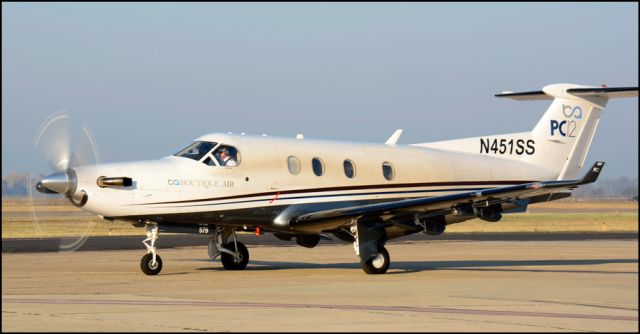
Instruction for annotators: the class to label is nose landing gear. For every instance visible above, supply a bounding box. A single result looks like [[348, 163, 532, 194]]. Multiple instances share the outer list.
[[141, 222, 162, 275]]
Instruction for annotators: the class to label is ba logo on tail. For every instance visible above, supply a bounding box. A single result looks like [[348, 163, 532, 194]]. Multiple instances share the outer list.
[[551, 104, 582, 137]]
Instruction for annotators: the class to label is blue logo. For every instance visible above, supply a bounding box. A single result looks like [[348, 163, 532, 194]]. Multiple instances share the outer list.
[[550, 120, 567, 136], [551, 104, 582, 137], [562, 104, 582, 119]]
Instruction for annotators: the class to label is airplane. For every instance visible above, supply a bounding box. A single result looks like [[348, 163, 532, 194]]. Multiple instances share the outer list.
[[35, 83, 638, 275]]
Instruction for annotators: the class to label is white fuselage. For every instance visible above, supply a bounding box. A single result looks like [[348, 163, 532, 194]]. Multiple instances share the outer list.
[[75, 133, 554, 220]]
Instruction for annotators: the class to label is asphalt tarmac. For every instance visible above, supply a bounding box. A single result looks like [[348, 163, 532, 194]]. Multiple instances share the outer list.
[[2, 237, 638, 332], [4, 204, 637, 218], [3, 232, 638, 253]]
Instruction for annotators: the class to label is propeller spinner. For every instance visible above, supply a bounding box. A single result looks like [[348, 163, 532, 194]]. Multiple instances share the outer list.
[[36, 169, 77, 195]]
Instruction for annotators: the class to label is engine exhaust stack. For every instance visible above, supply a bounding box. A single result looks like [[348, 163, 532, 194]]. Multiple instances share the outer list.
[[96, 176, 133, 188]]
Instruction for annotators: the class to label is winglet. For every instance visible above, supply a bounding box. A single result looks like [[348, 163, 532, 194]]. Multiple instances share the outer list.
[[385, 129, 403, 145], [579, 161, 605, 185]]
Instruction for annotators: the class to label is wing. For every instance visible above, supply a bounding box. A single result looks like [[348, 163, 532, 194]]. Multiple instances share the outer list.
[[290, 161, 605, 233]]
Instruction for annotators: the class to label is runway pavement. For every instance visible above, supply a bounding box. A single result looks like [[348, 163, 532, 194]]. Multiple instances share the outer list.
[[2, 232, 638, 253], [2, 238, 638, 332], [3, 208, 636, 219]]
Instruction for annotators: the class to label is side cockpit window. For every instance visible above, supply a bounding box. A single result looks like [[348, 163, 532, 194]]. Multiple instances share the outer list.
[[175, 141, 241, 167], [174, 141, 217, 161], [212, 145, 241, 167]]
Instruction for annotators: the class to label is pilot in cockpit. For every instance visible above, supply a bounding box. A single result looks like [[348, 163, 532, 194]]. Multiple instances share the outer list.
[[217, 146, 238, 167]]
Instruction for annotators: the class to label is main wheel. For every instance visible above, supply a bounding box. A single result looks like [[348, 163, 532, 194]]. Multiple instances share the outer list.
[[221, 241, 249, 270], [361, 246, 390, 274], [140, 253, 163, 275]]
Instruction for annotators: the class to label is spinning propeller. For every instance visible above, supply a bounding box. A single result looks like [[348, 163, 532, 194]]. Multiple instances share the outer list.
[[31, 112, 101, 251]]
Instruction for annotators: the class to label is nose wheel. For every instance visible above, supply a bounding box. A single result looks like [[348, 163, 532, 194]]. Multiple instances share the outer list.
[[141, 253, 163, 275]]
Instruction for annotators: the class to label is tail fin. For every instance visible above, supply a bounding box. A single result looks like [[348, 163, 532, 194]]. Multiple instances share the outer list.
[[497, 84, 637, 180]]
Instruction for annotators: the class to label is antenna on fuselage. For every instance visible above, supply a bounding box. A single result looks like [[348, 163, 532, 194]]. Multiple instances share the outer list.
[[385, 129, 403, 145]]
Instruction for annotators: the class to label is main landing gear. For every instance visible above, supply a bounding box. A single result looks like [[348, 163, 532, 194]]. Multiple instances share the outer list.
[[362, 245, 390, 275], [351, 221, 391, 274], [139, 222, 249, 275], [208, 227, 249, 270]]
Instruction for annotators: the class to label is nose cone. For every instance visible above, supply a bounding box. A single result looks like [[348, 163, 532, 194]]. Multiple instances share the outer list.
[[37, 169, 77, 194]]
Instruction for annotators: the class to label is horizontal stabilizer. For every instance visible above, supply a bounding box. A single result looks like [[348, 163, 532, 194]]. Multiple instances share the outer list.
[[495, 85, 638, 101], [566, 87, 638, 98], [495, 90, 551, 100]]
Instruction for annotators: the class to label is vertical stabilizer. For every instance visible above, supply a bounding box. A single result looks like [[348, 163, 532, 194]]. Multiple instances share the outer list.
[[503, 84, 637, 180], [413, 84, 637, 181]]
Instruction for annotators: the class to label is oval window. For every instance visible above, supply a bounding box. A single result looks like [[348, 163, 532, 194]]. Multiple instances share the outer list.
[[382, 162, 394, 180], [343, 159, 355, 178], [312, 157, 324, 176], [288, 156, 301, 175]]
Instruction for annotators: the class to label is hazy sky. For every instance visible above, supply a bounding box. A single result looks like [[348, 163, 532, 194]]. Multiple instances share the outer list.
[[2, 3, 638, 178]]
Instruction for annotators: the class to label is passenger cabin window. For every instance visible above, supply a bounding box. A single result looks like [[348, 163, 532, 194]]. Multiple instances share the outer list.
[[312, 157, 324, 176], [343, 159, 355, 178], [382, 162, 394, 180], [174, 141, 217, 161], [288, 156, 301, 175], [212, 145, 241, 167]]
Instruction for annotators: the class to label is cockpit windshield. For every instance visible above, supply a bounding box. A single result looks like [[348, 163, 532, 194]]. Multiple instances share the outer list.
[[174, 141, 217, 161]]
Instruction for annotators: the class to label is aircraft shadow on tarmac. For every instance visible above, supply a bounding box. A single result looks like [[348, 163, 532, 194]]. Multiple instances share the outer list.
[[194, 258, 638, 275]]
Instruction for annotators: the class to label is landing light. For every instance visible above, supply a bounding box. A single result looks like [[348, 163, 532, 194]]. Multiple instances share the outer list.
[[530, 182, 544, 189]]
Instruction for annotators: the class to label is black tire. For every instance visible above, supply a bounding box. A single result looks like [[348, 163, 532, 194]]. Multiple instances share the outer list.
[[221, 241, 249, 270], [361, 246, 390, 274], [140, 253, 163, 275]]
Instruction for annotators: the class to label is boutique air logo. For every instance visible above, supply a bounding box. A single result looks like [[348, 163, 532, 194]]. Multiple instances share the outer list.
[[167, 178, 234, 188]]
